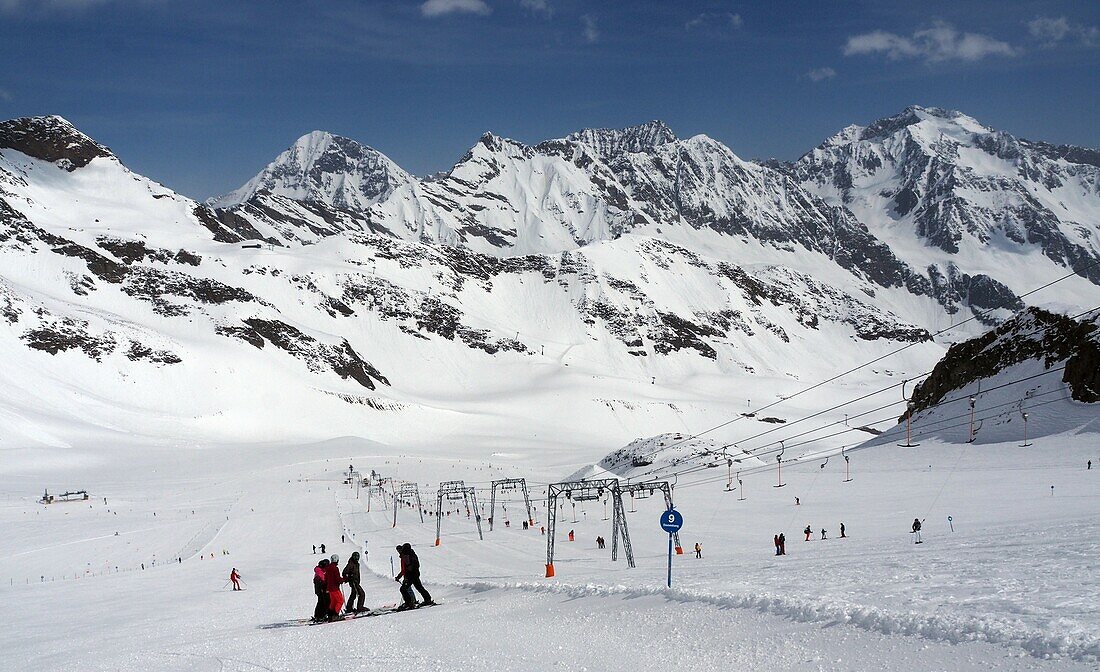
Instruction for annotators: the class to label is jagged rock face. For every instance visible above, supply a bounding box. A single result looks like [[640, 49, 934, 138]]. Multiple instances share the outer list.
[[909, 307, 1100, 415], [208, 131, 414, 211], [792, 105, 1100, 285], [566, 120, 677, 160], [0, 115, 111, 171]]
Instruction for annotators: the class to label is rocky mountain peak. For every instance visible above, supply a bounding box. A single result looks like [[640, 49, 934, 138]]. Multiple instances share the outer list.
[[566, 120, 677, 159], [208, 129, 414, 211], [0, 115, 113, 171]]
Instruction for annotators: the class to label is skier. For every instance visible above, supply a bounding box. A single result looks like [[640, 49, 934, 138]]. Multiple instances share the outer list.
[[312, 559, 329, 622], [773, 534, 780, 556], [694, 542, 702, 559], [795, 497, 800, 506], [324, 554, 344, 619], [394, 543, 433, 610], [343, 552, 365, 614], [313, 544, 317, 554], [804, 525, 812, 541], [840, 522, 846, 538], [911, 518, 923, 544], [778, 532, 786, 555], [820, 528, 827, 540], [320, 543, 326, 554], [568, 529, 575, 542], [1089, 460, 1092, 470], [230, 568, 241, 590]]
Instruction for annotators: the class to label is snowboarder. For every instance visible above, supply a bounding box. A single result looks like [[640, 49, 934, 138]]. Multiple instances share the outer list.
[[229, 568, 241, 590], [773, 534, 780, 556], [312, 560, 329, 622], [840, 522, 846, 538], [804, 525, 812, 541], [778, 533, 786, 555], [394, 543, 432, 609], [694, 542, 702, 558], [820, 528, 827, 540], [324, 554, 344, 619], [911, 518, 923, 544], [343, 552, 365, 614]]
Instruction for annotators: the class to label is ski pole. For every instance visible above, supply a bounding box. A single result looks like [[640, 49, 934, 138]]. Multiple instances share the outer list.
[[390, 556, 395, 578]]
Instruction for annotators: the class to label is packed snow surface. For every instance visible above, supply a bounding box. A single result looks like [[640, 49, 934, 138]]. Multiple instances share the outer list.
[[1, 408, 1097, 670]]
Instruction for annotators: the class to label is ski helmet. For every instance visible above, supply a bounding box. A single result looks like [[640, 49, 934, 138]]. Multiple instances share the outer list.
[[330, 554, 339, 564]]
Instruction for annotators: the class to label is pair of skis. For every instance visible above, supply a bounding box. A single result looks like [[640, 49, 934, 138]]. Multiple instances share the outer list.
[[277, 601, 442, 628]]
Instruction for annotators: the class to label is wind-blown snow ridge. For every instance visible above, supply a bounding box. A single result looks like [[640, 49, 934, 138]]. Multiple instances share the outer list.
[[454, 580, 1099, 662]]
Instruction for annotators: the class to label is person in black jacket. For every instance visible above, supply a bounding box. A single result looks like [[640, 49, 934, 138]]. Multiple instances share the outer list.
[[394, 543, 433, 609], [343, 552, 365, 614]]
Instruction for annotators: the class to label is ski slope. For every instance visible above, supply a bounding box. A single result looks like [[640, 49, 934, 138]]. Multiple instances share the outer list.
[[1, 408, 1097, 670]]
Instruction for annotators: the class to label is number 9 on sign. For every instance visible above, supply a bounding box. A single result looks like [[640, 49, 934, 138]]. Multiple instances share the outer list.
[[660, 509, 683, 533]]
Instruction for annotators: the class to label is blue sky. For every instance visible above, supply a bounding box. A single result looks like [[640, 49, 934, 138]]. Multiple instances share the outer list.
[[1, 0, 1098, 199]]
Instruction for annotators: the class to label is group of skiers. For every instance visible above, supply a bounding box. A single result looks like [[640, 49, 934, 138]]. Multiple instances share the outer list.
[[310, 544, 432, 622], [802, 523, 846, 541]]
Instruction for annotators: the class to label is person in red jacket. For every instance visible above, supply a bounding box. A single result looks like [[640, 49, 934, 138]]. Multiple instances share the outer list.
[[230, 568, 241, 591], [323, 554, 344, 619]]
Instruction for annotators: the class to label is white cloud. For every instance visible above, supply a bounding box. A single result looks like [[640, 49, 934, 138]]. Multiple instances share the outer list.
[[0, 87, 12, 101], [420, 0, 491, 19], [1028, 16, 1099, 47], [805, 67, 836, 82], [685, 12, 742, 31], [519, 0, 550, 15], [843, 21, 1016, 62], [581, 14, 598, 43]]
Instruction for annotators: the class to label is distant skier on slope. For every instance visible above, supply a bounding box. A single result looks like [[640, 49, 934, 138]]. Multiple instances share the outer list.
[[804, 525, 812, 541], [820, 528, 827, 540], [324, 554, 344, 619], [230, 568, 241, 591], [343, 552, 365, 614], [394, 543, 433, 610], [694, 542, 702, 558], [312, 559, 329, 623], [840, 522, 846, 538], [773, 534, 780, 556], [911, 518, 923, 544], [778, 533, 786, 555]]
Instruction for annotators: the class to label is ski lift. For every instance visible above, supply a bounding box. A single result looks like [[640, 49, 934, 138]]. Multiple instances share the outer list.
[[773, 441, 787, 488], [842, 446, 852, 482], [898, 379, 920, 447], [631, 456, 653, 467]]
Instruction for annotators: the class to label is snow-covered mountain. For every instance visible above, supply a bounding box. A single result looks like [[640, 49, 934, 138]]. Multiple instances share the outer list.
[[207, 130, 414, 211], [1, 111, 1097, 449], [787, 105, 1100, 305]]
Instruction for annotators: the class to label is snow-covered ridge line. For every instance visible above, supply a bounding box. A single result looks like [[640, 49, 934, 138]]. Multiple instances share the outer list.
[[453, 580, 1099, 663]]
